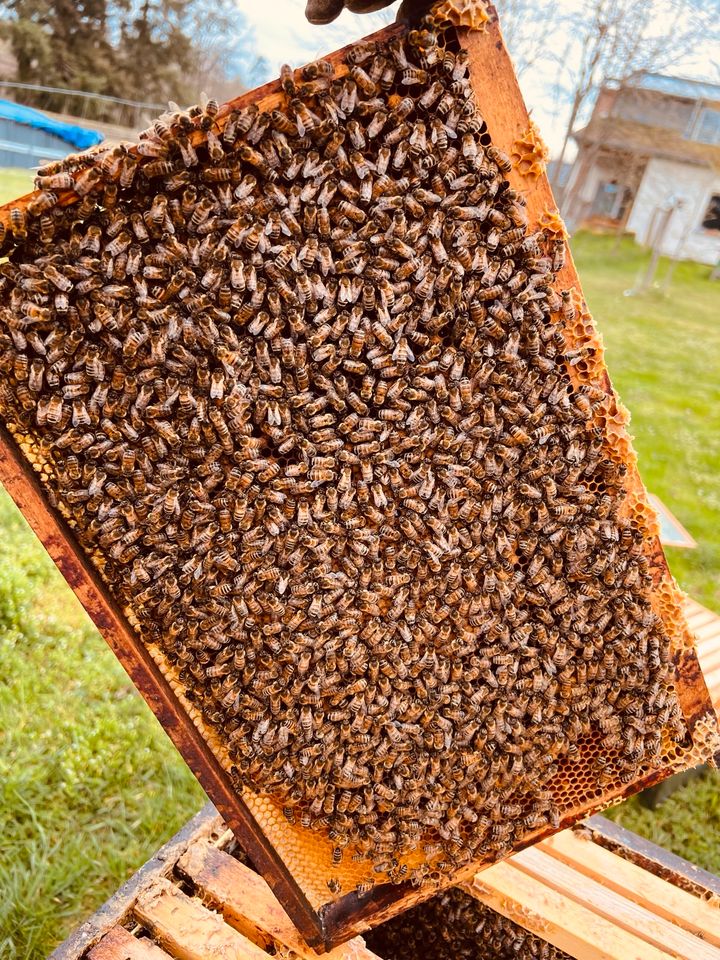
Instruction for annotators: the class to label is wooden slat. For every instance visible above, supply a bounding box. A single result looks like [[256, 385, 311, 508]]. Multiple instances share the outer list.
[[87, 926, 172, 960], [512, 844, 720, 959], [692, 621, 720, 643], [584, 814, 720, 901], [700, 649, 720, 674], [178, 839, 379, 960], [687, 604, 720, 625], [703, 666, 720, 706], [540, 830, 720, 947], [464, 861, 677, 960], [684, 598, 717, 620], [133, 879, 269, 960]]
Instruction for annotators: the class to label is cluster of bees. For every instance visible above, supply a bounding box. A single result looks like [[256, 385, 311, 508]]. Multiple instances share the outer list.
[[367, 887, 570, 960], [0, 14, 686, 893]]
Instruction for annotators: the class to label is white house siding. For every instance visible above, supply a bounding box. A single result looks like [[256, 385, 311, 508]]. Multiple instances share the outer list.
[[626, 157, 720, 265]]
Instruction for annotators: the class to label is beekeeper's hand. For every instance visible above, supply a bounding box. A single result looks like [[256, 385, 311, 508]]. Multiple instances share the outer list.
[[305, 0, 434, 25]]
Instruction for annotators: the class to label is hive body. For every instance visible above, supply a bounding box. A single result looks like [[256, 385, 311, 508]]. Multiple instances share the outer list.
[[367, 887, 571, 960], [0, 8, 717, 942]]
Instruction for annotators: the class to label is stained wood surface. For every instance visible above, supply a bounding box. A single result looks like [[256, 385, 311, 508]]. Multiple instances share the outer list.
[[87, 927, 172, 960], [177, 839, 380, 960], [134, 879, 270, 960]]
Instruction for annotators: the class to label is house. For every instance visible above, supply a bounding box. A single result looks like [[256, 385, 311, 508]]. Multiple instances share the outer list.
[[0, 98, 103, 169], [563, 72, 720, 265]]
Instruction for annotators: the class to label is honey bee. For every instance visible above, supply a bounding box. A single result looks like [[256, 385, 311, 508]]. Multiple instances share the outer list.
[[0, 20, 673, 881]]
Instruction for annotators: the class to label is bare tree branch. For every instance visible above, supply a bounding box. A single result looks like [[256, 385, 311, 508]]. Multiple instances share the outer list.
[[550, 0, 720, 196]]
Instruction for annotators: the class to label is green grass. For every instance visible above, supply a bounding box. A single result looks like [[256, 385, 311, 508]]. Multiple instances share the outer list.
[[568, 231, 720, 861], [0, 497, 205, 960], [570, 232, 720, 612], [0, 168, 33, 204], [0, 166, 718, 954]]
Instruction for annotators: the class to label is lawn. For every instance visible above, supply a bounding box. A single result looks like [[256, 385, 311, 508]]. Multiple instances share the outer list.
[[0, 169, 718, 955]]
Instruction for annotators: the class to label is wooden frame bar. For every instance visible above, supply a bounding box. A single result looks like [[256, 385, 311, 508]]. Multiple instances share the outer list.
[[2, 5, 718, 949]]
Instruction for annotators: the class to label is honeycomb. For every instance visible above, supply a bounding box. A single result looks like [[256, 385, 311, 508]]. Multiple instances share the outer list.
[[0, 8, 717, 916], [430, 0, 491, 30], [366, 887, 571, 959], [511, 123, 550, 181]]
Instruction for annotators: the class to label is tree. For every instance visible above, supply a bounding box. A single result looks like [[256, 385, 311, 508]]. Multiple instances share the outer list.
[[175, 0, 268, 104], [496, 0, 558, 77], [117, 0, 197, 107], [0, 0, 120, 112], [550, 0, 720, 200], [0, 0, 265, 122]]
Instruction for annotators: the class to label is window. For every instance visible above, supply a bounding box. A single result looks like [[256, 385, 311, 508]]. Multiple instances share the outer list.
[[695, 107, 720, 145], [701, 195, 720, 232]]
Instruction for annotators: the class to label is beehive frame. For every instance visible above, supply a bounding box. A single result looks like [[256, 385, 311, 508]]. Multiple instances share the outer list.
[[0, 6, 718, 950]]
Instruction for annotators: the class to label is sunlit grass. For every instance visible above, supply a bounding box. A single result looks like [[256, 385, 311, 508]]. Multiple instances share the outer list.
[[570, 232, 720, 613], [0, 168, 33, 205], [0, 496, 204, 960]]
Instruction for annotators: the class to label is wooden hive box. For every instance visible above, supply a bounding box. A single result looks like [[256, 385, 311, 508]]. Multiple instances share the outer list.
[[52, 804, 720, 960], [0, 1, 718, 949]]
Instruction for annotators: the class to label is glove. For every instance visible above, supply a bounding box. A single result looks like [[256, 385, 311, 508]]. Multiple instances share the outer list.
[[305, 0, 434, 25]]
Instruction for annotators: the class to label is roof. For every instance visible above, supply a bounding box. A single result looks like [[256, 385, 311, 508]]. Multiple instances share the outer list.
[[0, 98, 103, 150], [626, 72, 720, 104], [574, 115, 720, 170]]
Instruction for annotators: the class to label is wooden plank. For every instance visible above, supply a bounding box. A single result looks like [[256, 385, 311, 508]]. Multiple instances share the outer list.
[[687, 606, 720, 627], [584, 815, 720, 901], [684, 598, 718, 622], [87, 926, 172, 960], [703, 666, 720, 705], [178, 839, 380, 959], [541, 830, 720, 947], [512, 844, 720, 959], [698, 649, 720, 685], [692, 621, 720, 643], [463, 861, 677, 960], [134, 878, 269, 960]]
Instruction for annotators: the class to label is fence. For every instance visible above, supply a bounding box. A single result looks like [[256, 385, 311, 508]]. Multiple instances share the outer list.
[[0, 80, 165, 131]]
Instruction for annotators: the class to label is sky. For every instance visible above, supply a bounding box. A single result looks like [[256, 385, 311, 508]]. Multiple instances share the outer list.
[[233, 0, 719, 163]]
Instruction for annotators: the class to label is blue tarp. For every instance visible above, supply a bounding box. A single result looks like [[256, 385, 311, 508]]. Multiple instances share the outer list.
[[0, 98, 103, 150]]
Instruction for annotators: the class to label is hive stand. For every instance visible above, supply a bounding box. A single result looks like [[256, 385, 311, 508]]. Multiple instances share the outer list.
[[1, 5, 718, 951]]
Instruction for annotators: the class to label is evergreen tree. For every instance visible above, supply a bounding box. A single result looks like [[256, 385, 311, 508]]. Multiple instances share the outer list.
[[0, 0, 260, 123]]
